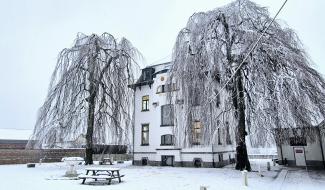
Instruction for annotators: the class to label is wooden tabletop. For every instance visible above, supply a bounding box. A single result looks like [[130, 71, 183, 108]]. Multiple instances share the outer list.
[[85, 167, 120, 171]]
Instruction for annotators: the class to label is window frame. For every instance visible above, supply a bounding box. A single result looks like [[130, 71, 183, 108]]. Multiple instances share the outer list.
[[218, 153, 223, 162], [141, 95, 149, 111], [217, 128, 222, 145], [225, 122, 232, 145], [192, 121, 202, 145], [161, 134, 174, 146], [161, 104, 174, 126], [156, 85, 165, 94], [193, 158, 202, 167], [192, 87, 201, 106], [156, 83, 177, 94], [289, 136, 307, 146], [141, 157, 148, 166], [141, 124, 149, 146]]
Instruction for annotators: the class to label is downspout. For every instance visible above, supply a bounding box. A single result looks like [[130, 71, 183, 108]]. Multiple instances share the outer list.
[[317, 126, 325, 168], [212, 144, 215, 168], [279, 144, 284, 165], [210, 103, 215, 168], [132, 89, 136, 165]]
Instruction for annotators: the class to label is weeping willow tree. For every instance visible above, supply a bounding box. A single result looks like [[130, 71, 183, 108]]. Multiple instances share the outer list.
[[168, 0, 325, 170], [27, 33, 141, 164]]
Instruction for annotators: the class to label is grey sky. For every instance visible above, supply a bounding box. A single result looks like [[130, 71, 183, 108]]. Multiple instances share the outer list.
[[0, 0, 324, 130]]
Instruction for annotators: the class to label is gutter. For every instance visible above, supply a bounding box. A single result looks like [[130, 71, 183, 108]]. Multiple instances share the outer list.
[[317, 126, 325, 169], [132, 91, 135, 165]]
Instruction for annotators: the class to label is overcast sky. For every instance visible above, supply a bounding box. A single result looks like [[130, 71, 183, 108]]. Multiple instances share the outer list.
[[0, 0, 324, 130]]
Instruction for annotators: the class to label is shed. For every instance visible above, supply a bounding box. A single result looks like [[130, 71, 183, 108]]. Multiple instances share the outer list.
[[274, 121, 325, 168]]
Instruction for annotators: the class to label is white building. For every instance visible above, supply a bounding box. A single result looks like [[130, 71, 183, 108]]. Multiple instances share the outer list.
[[128, 62, 236, 167], [275, 121, 325, 168]]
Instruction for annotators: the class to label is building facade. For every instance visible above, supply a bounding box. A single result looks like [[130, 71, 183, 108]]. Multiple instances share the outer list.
[[129, 62, 236, 167], [275, 123, 325, 168]]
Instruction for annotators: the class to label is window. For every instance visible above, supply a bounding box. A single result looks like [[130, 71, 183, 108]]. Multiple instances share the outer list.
[[289, 137, 307, 146], [141, 124, 149, 145], [166, 83, 177, 91], [218, 154, 223, 162], [217, 128, 222, 145], [225, 122, 232, 145], [193, 158, 202, 167], [156, 83, 177, 94], [192, 121, 203, 145], [229, 154, 233, 163], [161, 156, 174, 166], [142, 95, 149, 111], [142, 68, 154, 81], [141, 157, 148, 166], [161, 104, 174, 126], [216, 92, 220, 108], [192, 88, 200, 106], [157, 85, 165, 93], [161, 134, 174, 145]]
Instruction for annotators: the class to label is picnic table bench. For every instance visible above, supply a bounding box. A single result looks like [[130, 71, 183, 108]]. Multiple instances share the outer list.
[[79, 167, 124, 185]]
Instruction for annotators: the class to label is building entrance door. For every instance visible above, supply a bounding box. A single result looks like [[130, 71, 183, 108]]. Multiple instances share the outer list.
[[161, 156, 174, 166], [294, 147, 306, 166]]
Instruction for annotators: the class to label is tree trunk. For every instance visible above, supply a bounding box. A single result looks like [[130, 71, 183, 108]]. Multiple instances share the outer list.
[[220, 13, 251, 170], [235, 70, 251, 171], [85, 40, 98, 165], [85, 93, 95, 165]]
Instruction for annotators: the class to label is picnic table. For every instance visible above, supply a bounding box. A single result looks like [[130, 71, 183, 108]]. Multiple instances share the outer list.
[[79, 167, 124, 185]]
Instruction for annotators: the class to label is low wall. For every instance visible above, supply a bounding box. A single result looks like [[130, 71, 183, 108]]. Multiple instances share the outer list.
[[248, 154, 277, 159], [92, 153, 133, 161], [0, 149, 85, 165], [0, 140, 29, 149]]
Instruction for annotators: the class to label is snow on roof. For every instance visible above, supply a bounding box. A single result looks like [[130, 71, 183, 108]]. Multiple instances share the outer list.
[[0, 128, 32, 140], [146, 61, 171, 68]]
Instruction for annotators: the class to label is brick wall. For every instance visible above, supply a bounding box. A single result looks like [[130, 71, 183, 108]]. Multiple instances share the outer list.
[[0, 149, 85, 165], [0, 140, 29, 149]]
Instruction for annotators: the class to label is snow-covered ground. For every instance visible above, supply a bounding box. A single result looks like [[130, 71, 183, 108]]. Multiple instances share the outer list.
[[280, 169, 325, 190], [0, 159, 324, 190]]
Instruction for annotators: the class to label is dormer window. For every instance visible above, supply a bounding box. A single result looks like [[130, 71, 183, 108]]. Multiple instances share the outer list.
[[142, 68, 155, 81]]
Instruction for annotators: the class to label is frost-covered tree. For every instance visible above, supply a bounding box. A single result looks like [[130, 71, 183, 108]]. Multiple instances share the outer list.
[[168, 0, 325, 170], [27, 33, 141, 164]]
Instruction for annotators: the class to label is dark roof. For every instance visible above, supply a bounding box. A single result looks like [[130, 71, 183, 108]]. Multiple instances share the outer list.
[[128, 62, 172, 90]]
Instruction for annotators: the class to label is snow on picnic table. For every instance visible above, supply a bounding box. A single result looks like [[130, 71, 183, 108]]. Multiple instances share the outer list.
[[0, 159, 324, 190]]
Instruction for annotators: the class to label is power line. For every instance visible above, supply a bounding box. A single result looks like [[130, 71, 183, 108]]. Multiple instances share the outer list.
[[209, 0, 289, 103]]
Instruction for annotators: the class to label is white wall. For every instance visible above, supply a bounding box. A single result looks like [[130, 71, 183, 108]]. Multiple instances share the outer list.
[[278, 135, 324, 162], [133, 63, 235, 165], [134, 64, 174, 154]]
